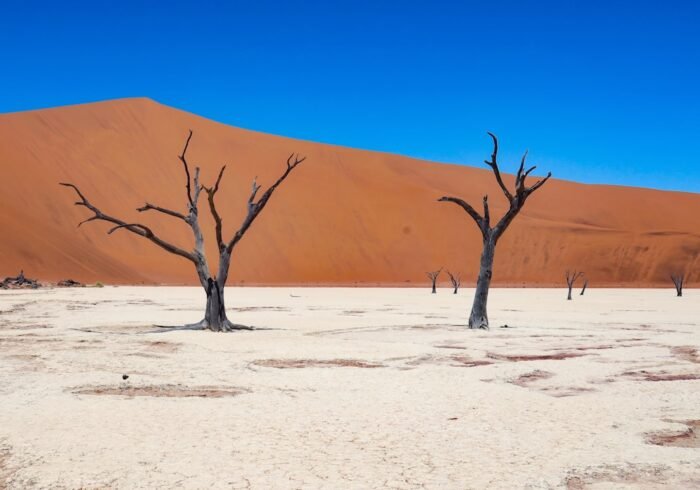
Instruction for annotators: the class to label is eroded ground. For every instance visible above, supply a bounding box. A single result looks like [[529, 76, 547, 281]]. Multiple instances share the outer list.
[[0, 287, 698, 488]]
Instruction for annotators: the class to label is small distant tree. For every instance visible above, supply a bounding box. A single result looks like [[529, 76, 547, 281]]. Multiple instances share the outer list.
[[566, 271, 584, 300], [580, 278, 588, 296], [446, 270, 461, 294], [671, 273, 685, 297], [427, 268, 442, 294], [438, 133, 551, 329], [61, 131, 305, 331]]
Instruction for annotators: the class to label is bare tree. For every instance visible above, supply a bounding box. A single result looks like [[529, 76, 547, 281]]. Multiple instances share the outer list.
[[446, 270, 461, 294], [438, 133, 551, 329], [580, 278, 588, 296], [671, 273, 685, 297], [61, 131, 305, 332], [566, 271, 584, 300], [427, 268, 442, 294]]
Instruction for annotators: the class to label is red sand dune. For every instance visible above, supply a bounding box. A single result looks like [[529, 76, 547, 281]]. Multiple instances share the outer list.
[[1, 98, 699, 286]]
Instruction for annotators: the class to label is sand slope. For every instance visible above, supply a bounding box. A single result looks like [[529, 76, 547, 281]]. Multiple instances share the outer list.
[[1, 98, 699, 286]]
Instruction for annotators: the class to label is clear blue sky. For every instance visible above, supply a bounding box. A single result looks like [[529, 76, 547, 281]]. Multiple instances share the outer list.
[[2, 1, 699, 192]]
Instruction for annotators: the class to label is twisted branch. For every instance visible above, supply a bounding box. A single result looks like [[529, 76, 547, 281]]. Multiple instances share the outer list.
[[203, 165, 227, 251], [439, 132, 551, 241], [179, 130, 195, 210], [226, 153, 305, 254], [59, 183, 196, 264], [137, 203, 187, 221]]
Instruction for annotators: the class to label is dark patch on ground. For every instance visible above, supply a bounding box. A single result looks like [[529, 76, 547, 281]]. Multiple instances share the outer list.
[[72, 384, 249, 398], [622, 369, 700, 382], [252, 358, 384, 369], [646, 420, 700, 448], [342, 310, 365, 316], [510, 370, 554, 387], [234, 306, 290, 312], [542, 386, 596, 397], [0, 301, 39, 316], [402, 354, 492, 368], [508, 370, 596, 397], [571, 345, 614, 351], [487, 352, 586, 362], [448, 356, 494, 368], [671, 346, 700, 364], [0, 335, 61, 345], [141, 340, 180, 353]]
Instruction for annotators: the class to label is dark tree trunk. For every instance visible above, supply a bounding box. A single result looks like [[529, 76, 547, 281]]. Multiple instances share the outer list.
[[567, 286, 573, 300], [190, 254, 252, 331], [580, 279, 588, 296], [671, 274, 684, 297], [469, 235, 495, 329], [204, 279, 228, 331], [438, 133, 551, 330], [192, 279, 252, 331]]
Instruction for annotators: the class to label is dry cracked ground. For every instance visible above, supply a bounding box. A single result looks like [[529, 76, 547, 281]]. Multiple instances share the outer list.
[[0, 287, 699, 489]]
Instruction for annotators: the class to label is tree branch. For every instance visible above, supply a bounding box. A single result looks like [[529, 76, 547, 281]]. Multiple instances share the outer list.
[[137, 203, 187, 221], [437, 196, 487, 236], [484, 132, 513, 201], [59, 182, 197, 264], [515, 149, 528, 189], [446, 270, 460, 288], [526, 172, 552, 195], [426, 267, 443, 280], [247, 177, 262, 214], [225, 153, 305, 254], [178, 130, 195, 210], [566, 270, 584, 286], [204, 165, 227, 251], [482, 195, 490, 229]]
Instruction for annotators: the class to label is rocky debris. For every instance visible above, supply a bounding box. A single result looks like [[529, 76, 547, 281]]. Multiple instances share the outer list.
[[57, 278, 83, 288], [1, 271, 41, 289]]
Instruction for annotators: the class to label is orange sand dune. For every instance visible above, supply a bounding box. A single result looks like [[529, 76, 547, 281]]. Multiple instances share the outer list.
[[0, 98, 698, 286]]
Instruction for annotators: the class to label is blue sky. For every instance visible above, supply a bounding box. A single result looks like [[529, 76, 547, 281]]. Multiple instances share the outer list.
[[1, 1, 699, 192]]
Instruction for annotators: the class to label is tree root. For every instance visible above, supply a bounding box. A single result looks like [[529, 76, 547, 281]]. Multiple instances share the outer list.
[[223, 320, 255, 332], [468, 317, 490, 330], [184, 319, 255, 332]]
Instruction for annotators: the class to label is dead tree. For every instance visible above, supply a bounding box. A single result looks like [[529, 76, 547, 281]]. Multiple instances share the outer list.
[[427, 268, 442, 294], [580, 278, 588, 296], [438, 133, 551, 329], [446, 270, 461, 294], [61, 131, 305, 331], [671, 273, 685, 297], [1, 270, 40, 289], [566, 271, 584, 300]]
